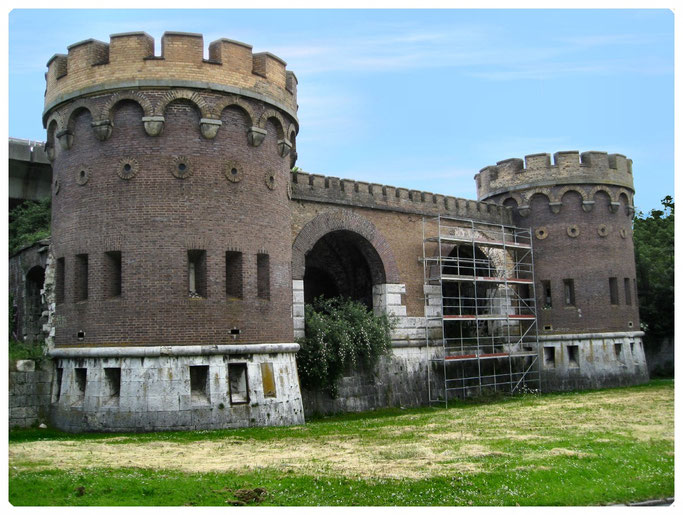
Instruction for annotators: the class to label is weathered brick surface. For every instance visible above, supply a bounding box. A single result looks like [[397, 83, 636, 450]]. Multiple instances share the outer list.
[[48, 85, 296, 347]]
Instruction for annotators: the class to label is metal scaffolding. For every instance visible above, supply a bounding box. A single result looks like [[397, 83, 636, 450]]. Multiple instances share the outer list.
[[422, 215, 540, 405]]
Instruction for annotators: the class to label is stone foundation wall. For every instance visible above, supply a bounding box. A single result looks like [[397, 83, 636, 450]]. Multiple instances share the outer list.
[[9, 359, 53, 428], [302, 343, 439, 416], [539, 331, 648, 391], [48, 344, 304, 432]]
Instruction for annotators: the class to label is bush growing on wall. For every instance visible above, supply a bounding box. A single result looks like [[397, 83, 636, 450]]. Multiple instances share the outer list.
[[297, 297, 394, 398]]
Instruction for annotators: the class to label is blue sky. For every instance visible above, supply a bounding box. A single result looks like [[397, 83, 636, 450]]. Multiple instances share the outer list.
[[8, 9, 674, 212]]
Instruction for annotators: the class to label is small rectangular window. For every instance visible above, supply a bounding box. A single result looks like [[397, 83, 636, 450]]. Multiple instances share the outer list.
[[609, 277, 619, 305], [104, 367, 121, 403], [563, 279, 575, 306], [190, 365, 209, 404], [543, 347, 555, 368], [567, 345, 579, 367], [56, 257, 65, 304], [261, 362, 277, 398], [624, 278, 632, 305], [75, 254, 88, 302], [105, 251, 122, 298], [188, 250, 207, 298], [229, 363, 249, 404], [257, 253, 270, 300], [541, 280, 552, 308], [614, 343, 624, 363], [226, 251, 243, 299]]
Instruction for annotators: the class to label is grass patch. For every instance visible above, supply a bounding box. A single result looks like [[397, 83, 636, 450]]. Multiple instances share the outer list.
[[9, 380, 674, 506]]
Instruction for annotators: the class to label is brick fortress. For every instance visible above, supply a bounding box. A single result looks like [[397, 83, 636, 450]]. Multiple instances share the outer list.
[[8, 32, 648, 431]]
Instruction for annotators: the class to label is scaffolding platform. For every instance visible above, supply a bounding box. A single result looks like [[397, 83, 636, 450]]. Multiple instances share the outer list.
[[422, 215, 541, 405]]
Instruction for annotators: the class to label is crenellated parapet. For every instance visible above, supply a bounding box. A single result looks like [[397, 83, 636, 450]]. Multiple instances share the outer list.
[[292, 171, 510, 223], [475, 151, 635, 217], [44, 31, 297, 128]]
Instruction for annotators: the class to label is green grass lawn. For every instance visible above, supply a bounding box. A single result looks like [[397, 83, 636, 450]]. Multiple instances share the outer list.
[[9, 380, 674, 506]]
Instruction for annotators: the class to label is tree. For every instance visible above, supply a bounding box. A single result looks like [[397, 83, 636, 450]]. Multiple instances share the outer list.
[[9, 198, 51, 255], [633, 196, 674, 341]]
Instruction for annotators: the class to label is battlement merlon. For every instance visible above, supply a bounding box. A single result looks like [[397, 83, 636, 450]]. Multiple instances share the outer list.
[[291, 170, 512, 224], [43, 32, 297, 123], [475, 151, 634, 202]]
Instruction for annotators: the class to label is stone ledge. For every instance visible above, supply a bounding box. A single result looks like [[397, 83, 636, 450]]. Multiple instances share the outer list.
[[49, 343, 300, 359], [538, 331, 644, 341]]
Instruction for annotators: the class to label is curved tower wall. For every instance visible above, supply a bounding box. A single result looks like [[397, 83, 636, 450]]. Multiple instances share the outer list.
[[44, 32, 304, 431], [476, 151, 649, 390]]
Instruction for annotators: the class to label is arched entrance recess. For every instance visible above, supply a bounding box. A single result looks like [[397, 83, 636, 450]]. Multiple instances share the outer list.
[[292, 211, 401, 336]]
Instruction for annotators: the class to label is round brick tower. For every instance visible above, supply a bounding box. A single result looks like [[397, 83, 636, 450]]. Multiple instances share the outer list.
[[44, 32, 304, 431], [475, 151, 649, 390]]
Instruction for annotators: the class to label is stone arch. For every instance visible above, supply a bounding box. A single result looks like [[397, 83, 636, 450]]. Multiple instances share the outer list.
[[215, 96, 256, 128], [292, 211, 400, 285], [258, 109, 286, 139], [64, 100, 94, 132], [156, 89, 211, 118], [45, 111, 64, 135], [499, 193, 522, 208], [588, 185, 615, 204], [98, 90, 154, 121], [617, 189, 633, 208], [554, 186, 588, 205]]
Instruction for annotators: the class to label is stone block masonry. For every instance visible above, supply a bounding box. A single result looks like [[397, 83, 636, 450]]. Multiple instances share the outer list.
[[9, 360, 53, 428]]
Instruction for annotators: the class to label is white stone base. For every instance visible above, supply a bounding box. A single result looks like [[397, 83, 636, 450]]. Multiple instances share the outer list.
[[48, 344, 305, 432]]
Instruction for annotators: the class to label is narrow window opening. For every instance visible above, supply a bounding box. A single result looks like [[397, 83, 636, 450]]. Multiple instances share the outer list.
[[55, 367, 63, 402], [104, 367, 121, 405], [563, 279, 575, 306], [73, 367, 87, 404], [543, 347, 555, 368], [56, 257, 65, 304], [74, 254, 88, 302], [624, 278, 632, 306], [229, 363, 249, 404], [105, 251, 122, 298], [190, 365, 210, 404], [630, 341, 636, 361], [188, 250, 207, 298], [226, 251, 243, 299], [614, 343, 624, 363], [257, 253, 270, 300], [541, 280, 552, 308], [609, 277, 619, 305], [261, 362, 277, 398], [567, 345, 579, 368]]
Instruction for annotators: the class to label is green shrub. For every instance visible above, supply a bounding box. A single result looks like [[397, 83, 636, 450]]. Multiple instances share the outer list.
[[297, 297, 394, 398]]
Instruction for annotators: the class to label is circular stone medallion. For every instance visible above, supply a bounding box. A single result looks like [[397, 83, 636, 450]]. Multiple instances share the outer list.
[[567, 225, 580, 238], [535, 227, 549, 240], [224, 162, 243, 183], [76, 166, 91, 186], [117, 157, 139, 180], [265, 171, 277, 190], [597, 224, 610, 237], [171, 156, 193, 179]]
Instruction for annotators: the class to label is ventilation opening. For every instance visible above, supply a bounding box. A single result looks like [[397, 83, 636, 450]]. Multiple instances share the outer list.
[[188, 250, 207, 298], [541, 280, 552, 308], [543, 347, 555, 368], [105, 251, 122, 298], [614, 343, 624, 363], [257, 253, 270, 300], [630, 341, 636, 360], [567, 345, 579, 368], [77, 330, 85, 341], [261, 362, 277, 398], [190, 365, 209, 404], [563, 279, 575, 306], [104, 367, 121, 404], [229, 363, 249, 404], [609, 277, 619, 305], [73, 367, 87, 404], [543, 325, 552, 332], [74, 254, 89, 302], [226, 251, 243, 299], [624, 277, 632, 306], [56, 257, 65, 304], [628, 321, 634, 328]]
